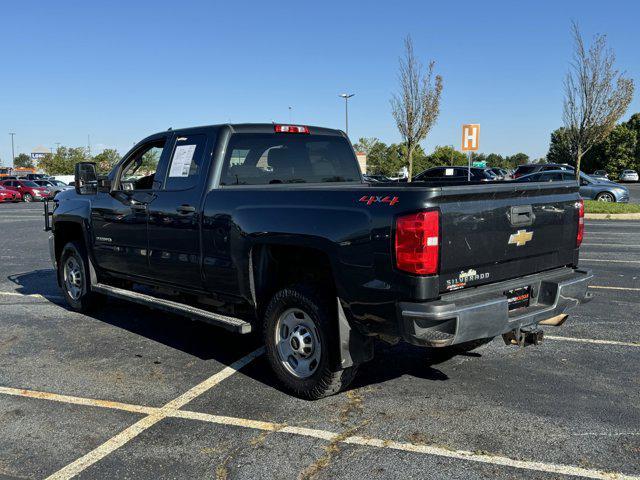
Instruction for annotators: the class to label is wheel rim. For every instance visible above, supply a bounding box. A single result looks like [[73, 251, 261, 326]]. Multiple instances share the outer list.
[[63, 256, 83, 300], [274, 308, 321, 379], [598, 193, 614, 202], [24, 194, 32, 202]]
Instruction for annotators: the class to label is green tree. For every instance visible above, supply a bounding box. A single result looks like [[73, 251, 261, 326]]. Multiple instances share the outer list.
[[428, 145, 467, 166], [38, 147, 90, 175], [485, 153, 506, 168], [547, 128, 573, 165], [93, 149, 121, 174], [13, 153, 34, 168], [624, 113, 640, 169], [365, 141, 390, 175], [586, 124, 637, 177], [504, 153, 530, 168], [353, 137, 380, 155]]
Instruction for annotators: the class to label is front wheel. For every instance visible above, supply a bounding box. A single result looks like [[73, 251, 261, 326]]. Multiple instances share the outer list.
[[58, 241, 102, 312], [23, 193, 33, 202], [263, 284, 357, 399], [596, 192, 615, 202]]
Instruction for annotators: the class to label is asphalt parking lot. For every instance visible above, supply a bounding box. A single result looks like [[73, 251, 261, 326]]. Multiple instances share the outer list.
[[625, 182, 640, 203], [1, 202, 639, 480]]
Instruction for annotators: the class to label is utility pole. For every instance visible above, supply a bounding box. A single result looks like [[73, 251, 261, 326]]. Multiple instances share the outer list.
[[9, 133, 15, 165], [338, 93, 355, 137], [87, 134, 92, 157], [288, 106, 292, 123]]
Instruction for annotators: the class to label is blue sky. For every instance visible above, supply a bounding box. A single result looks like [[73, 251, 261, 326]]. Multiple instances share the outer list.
[[1, 0, 639, 165]]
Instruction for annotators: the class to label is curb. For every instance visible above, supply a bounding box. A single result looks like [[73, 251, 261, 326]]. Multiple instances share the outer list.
[[585, 213, 640, 220]]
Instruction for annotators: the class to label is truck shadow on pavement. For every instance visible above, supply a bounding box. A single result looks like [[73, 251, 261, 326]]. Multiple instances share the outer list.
[[7, 270, 477, 394]]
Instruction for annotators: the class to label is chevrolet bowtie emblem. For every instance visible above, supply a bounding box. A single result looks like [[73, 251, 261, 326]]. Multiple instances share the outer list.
[[508, 230, 533, 247]]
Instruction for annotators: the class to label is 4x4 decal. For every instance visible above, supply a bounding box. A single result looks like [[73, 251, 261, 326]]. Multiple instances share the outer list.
[[359, 195, 399, 206]]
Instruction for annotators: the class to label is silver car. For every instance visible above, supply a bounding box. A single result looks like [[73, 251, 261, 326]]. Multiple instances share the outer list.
[[34, 179, 73, 197], [516, 170, 629, 202], [619, 169, 639, 182]]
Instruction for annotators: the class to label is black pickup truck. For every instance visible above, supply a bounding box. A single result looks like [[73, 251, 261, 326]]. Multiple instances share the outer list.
[[46, 123, 592, 399]]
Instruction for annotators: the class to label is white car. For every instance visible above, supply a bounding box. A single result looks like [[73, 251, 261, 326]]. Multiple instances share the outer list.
[[619, 169, 639, 182]]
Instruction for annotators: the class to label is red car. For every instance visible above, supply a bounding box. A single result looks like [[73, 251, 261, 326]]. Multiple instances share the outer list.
[[0, 179, 50, 202], [0, 185, 22, 203]]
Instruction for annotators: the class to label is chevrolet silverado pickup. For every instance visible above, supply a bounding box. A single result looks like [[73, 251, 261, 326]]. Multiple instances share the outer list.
[[46, 123, 592, 399]]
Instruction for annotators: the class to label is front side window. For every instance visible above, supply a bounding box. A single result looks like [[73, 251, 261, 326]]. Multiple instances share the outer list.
[[221, 134, 361, 186], [119, 140, 165, 191]]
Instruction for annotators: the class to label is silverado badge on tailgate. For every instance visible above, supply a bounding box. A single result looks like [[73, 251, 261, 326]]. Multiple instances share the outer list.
[[508, 229, 533, 247]]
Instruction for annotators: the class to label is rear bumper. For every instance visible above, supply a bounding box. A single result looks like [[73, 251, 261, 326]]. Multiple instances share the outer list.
[[399, 267, 593, 347]]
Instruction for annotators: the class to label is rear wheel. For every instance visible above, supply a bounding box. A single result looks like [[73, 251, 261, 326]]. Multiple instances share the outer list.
[[596, 192, 615, 202], [23, 193, 33, 202], [264, 284, 357, 399], [58, 241, 102, 312]]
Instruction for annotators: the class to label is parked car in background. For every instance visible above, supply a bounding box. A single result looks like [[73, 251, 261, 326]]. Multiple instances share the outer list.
[[25, 173, 51, 181], [515, 170, 629, 202], [0, 185, 22, 203], [591, 170, 609, 180], [619, 170, 639, 182], [413, 166, 497, 182], [0, 179, 51, 202], [512, 163, 574, 179], [363, 174, 393, 183], [488, 167, 509, 180], [33, 179, 73, 197]]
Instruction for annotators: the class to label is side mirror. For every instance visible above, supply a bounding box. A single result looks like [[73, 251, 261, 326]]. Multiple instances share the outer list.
[[97, 176, 112, 193], [75, 162, 98, 195]]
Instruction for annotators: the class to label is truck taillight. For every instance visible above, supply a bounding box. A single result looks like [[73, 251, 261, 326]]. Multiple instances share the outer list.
[[274, 124, 310, 134], [395, 210, 440, 275], [576, 199, 584, 247]]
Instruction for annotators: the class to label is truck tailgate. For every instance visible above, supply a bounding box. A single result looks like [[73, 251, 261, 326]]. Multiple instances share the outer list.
[[436, 182, 580, 293]]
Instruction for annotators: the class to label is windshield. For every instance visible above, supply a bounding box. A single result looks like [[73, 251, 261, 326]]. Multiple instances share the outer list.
[[21, 181, 40, 187]]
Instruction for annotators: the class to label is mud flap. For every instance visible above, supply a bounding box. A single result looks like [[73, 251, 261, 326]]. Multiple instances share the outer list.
[[337, 298, 374, 369]]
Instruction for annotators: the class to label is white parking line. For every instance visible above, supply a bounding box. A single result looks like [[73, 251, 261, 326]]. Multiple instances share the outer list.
[[0, 291, 64, 301], [44, 346, 265, 480], [1, 384, 637, 480], [581, 259, 640, 264], [590, 285, 640, 292], [546, 335, 640, 347], [583, 243, 640, 247]]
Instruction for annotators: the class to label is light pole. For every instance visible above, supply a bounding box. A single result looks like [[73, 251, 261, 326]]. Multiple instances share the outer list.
[[288, 106, 292, 123], [338, 93, 354, 137], [9, 133, 15, 165]]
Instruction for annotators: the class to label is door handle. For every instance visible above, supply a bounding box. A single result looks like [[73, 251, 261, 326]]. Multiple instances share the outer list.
[[130, 202, 147, 211], [176, 205, 196, 214], [509, 205, 535, 227]]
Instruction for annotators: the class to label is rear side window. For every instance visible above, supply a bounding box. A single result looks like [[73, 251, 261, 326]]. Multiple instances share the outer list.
[[221, 133, 361, 185], [163, 134, 208, 190]]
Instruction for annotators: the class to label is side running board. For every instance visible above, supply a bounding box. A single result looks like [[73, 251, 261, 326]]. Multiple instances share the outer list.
[[91, 283, 252, 334]]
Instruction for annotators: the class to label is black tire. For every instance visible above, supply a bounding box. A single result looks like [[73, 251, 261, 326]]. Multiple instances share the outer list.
[[595, 192, 615, 202], [58, 241, 103, 312], [23, 193, 33, 202], [263, 284, 357, 400]]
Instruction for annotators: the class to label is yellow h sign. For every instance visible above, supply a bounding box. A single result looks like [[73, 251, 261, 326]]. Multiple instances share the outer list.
[[462, 124, 480, 151]]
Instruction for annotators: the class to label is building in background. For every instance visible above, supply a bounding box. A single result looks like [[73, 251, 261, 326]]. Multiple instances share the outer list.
[[30, 145, 50, 165], [356, 152, 367, 174]]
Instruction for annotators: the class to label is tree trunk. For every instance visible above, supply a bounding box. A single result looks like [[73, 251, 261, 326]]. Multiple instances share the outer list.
[[575, 145, 582, 180], [407, 145, 414, 182]]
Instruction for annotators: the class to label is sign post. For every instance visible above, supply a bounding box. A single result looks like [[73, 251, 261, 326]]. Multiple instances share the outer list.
[[461, 124, 480, 181]]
